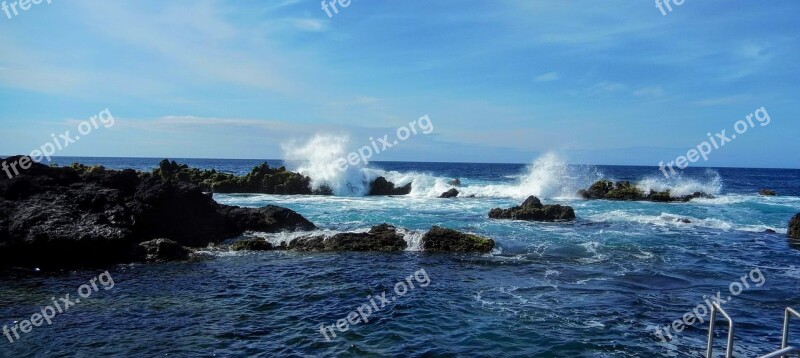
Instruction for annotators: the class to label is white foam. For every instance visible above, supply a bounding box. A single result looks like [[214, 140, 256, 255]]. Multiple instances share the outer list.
[[588, 210, 786, 233], [636, 170, 722, 197]]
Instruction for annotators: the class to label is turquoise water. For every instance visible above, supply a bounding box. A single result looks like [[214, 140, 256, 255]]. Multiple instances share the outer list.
[[1, 156, 799, 356]]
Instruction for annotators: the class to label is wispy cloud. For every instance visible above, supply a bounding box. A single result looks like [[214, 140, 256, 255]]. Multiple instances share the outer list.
[[535, 72, 560, 82], [694, 95, 751, 107], [633, 86, 665, 98]]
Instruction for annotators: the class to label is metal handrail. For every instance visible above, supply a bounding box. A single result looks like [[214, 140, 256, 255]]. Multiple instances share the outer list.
[[756, 307, 800, 358], [757, 346, 799, 358], [781, 308, 800, 350], [707, 302, 735, 358]]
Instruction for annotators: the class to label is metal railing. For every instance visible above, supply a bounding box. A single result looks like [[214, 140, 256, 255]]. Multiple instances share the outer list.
[[705, 305, 800, 358], [756, 307, 800, 358], [707, 302, 735, 358]]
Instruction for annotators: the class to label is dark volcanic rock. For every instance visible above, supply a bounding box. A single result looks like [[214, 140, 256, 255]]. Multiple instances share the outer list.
[[440, 188, 459, 198], [289, 224, 407, 252], [287, 235, 326, 251], [578, 180, 713, 202], [759, 189, 777, 196], [789, 213, 800, 240], [230, 238, 273, 251], [448, 179, 461, 186], [764, 229, 777, 234], [368, 176, 412, 195], [489, 196, 575, 222], [0, 155, 316, 270], [154, 159, 329, 195], [136, 239, 190, 262], [421, 226, 494, 253], [219, 205, 316, 233]]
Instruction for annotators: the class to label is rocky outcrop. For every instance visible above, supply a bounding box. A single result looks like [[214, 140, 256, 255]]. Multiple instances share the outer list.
[[759, 189, 777, 196], [230, 238, 273, 251], [154, 159, 331, 195], [219, 205, 316, 234], [0, 156, 316, 270], [367, 177, 412, 195], [440, 188, 459, 198], [448, 179, 461, 186], [135, 239, 190, 262], [488, 196, 575, 222], [421, 226, 494, 253], [288, 224, 407, 252], [578, 180, 712, 202], [789, 213, 800, 240]]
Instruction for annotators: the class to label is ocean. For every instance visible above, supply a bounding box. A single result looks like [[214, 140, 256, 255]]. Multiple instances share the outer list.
[[1, 155, 799, 357]]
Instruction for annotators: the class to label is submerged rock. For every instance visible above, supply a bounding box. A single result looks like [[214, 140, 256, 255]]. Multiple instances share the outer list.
[[789, 213, 800, 240], [230, 238, 273, 251], [488, 196, 575, 222], [421, 226, 494, 253], [578, 180, 713, 202], [367, 177, 412, 195], [759, 189, 777, 196], [0, 155, 316, 270], [136, 239, 190, 262], [440, 188, 459, 198], [289, 224, 407, 252], [448, 178, 461, 186]]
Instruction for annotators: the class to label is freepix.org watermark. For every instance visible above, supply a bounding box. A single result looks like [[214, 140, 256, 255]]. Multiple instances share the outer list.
[[319, 268, 431, 341], [658, 106, 770, 179], [648, 267, 765, 347], [1, 108, 114, 180], [320, 0, 350, 18], [3, 271, 115, 345], [655, 0, 686, 16], [2, 0, 52, 20], [327, 114, 433, 175]]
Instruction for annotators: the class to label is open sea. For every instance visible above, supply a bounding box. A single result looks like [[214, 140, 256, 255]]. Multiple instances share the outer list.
[[1, 155, 799, 357]]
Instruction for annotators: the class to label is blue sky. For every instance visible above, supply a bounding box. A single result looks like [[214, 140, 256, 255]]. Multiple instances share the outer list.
[[0, 0, 798, 168]]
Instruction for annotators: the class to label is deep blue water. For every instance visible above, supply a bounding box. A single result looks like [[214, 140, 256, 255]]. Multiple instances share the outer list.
[[1, 156, 799, 357]]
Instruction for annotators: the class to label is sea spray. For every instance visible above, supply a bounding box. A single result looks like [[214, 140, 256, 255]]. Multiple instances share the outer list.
[[281, 134, 368, 196], [457, 152, 601, 199], [636, 169, 722, 197]]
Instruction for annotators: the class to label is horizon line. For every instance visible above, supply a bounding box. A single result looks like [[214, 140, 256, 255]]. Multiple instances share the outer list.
[[2, 154, 798, 171]]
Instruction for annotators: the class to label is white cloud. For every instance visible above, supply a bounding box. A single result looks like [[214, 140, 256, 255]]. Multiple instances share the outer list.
[[535, 72, 560, 82], [694, 95, 751, 107], [633, 86, 665, 97]]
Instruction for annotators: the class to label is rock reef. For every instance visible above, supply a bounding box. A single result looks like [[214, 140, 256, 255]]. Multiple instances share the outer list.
[[789, 213, 800, 240], [228, 224, 495, 254], [759, 189, 777, 196], [367, 176, 412, 195], [154, 159, 328, 195], [489, 196, 575, 222], [155, 160, 413, 196], [440, 188, 459, 198], [578, 180, 712, 202], [420, 226, 494, 253], [288, 224, 408, 252]]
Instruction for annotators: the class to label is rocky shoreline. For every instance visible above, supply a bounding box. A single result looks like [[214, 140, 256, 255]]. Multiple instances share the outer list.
[[2, 155, 798, 271], [0, 156, 491, 271]]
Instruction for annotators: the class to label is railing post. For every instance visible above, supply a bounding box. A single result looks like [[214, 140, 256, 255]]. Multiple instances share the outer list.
[[706, 302, 734, 358], [781, 307, 800, 350]]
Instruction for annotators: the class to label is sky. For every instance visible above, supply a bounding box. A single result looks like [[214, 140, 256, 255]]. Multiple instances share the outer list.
[[0, 0, 798, 168]]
